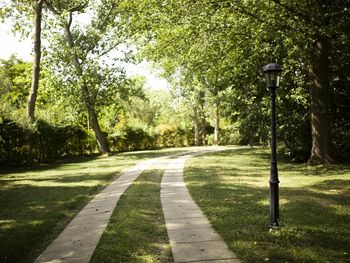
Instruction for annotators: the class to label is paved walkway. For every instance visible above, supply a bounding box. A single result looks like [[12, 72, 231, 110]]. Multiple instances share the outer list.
[[35, 156, 169, 263], [35, 147, 241, 263], [161, 151, 241, 263]]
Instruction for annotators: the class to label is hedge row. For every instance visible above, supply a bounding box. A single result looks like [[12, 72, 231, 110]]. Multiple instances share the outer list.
[[0, 117, 91, 165], [0, 118, 193, 166], [108, 125, 193, 152]]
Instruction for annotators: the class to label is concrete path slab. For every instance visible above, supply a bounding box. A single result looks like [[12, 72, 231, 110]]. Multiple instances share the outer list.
[[34, 147, 240, 263], [34, 155, 174, 263], [161, 149, 241, 263]]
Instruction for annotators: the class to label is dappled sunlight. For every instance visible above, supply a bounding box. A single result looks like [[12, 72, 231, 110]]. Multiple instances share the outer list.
[[0, 219, 16, 230], [0, 151, 172, 263], [28, 205, 46, 212], [91, 169, 173, 263], [184, 148, 350, 262], [330, 204, 349, 216], [2, 178, 107, 188], [28, 219, 45, 226]]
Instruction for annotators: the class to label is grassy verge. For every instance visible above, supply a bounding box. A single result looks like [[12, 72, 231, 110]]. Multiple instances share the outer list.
[[90, 169, 173, 263], [184, 148, 350, 263], [0, 148, 181, 263]]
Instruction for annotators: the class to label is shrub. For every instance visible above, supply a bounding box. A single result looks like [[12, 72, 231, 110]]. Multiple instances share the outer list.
[[108, 126, 155, 151], [0, 116, 91, 165], [155, 124, 191, 148]]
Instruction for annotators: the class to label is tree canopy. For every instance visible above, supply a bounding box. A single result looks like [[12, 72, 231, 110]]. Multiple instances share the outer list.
[[0, 0, 349, 164]]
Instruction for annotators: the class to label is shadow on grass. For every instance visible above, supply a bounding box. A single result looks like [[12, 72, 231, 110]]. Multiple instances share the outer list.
[[0, 155, 102, 175], [208, 147, 271, 159], [0, 170, 121, 190], [0, 184, 96, 263], [185, 148, 350, 263], [188, 178, 350, 263], [0, 148, 186, 176], [0, 148, 185, 263]]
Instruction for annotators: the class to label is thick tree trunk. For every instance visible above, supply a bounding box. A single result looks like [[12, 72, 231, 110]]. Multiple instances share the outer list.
[[81, 84, 109, 154], [63, 14, 109, 154], [308, 36, 334, 164], [193, 105, 201, 146], [27, 0, 43, 121], [213, 102, 220, 145]]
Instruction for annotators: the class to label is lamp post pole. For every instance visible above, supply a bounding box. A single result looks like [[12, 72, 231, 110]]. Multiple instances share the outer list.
[[263, 63, 282, 229], [269, 85, 279, 228]]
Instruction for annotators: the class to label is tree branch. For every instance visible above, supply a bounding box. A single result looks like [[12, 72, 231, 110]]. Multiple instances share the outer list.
[[271, 0, 310, 21], [44, 1, 60, 15], [98, 3, 117, 31], [68, 11, 73, 28], [68, 2, 89, 13]]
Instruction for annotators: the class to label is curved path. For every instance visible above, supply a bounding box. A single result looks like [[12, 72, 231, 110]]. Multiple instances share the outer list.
[[35, 155, 171, 263], [35, 147, 240, 263], [161, 150, 241, 263]]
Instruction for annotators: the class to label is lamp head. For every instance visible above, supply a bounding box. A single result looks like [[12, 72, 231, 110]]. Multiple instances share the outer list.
[[263, 63, 282, 88]]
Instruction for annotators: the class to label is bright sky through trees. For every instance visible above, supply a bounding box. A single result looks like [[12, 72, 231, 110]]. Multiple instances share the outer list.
[[0, 21, 168, 90]]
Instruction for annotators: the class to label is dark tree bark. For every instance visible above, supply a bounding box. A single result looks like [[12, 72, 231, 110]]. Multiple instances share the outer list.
[[193, 104, 201, 146], [27, 0, 44, 121], [308, 35, 335, 164], [213, 102, 220, 145], [198, 90, 206, 145], [270, 0, 337, 164]]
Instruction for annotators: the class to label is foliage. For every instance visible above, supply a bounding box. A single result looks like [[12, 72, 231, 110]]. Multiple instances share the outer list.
[[217, 124, 240, 146], [117, 0, 350, 163], [1, 0, 349, 163], [0, 116, 92, 165], [108, 125, 192, 152], [155, 124, 191, 148], [107, 88, 194, 151], [108, 126, 154, 151], [0, 54, 193, 165], [0, 56, 31, 109]]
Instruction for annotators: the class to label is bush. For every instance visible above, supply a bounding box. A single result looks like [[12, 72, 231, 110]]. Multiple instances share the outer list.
[[108, 124, 193, 151], [215, 126, 240, 145], [108, 126, 155, 151], [0, 116, 91, 165], [155, 124, 190, 148]]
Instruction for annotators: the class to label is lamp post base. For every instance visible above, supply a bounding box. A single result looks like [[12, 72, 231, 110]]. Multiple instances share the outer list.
[[268, 222, 280, 230]]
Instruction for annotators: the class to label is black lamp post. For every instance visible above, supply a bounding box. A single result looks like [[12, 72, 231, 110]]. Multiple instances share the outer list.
[[263, 62, 282, 229]]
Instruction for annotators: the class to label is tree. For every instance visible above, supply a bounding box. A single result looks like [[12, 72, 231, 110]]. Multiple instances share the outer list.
[[44, 0, 124, 154], [0, 0, 45, 121], [268, 0, 343, 164], [27, 0, 44, 121], [0, 56, 32, 110], [118, 0, 350, 163]]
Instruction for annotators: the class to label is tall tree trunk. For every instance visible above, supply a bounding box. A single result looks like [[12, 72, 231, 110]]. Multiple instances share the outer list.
[[201, 116, 206, 145], [213, 102, 220, 145], [198, 90, 206, 145], [308, 35, 334, 164], [63, 13, 109, 154], [193, 105, 201, 146], [81, 83, 109, 154], [27, 0, 43, 121]]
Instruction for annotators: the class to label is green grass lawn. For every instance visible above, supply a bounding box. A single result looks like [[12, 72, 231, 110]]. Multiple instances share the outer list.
[[91, 170, 173, 263], [2, 147, 349, 263], [0, 148, 183, 263], [184, 148, 350, 263]]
